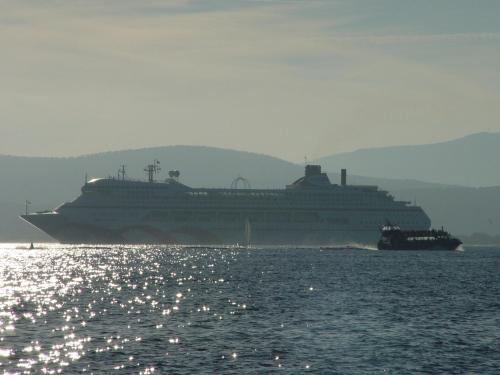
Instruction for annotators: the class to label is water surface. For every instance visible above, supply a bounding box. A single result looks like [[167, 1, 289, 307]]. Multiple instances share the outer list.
[[0, 244, 498, 374]]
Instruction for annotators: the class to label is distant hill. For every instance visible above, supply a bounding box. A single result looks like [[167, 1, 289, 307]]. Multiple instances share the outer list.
[[0, 146, 301, 241], [316, 132, 500, 187], [1, 144, 500, 242], [391, 185, 500, 239]]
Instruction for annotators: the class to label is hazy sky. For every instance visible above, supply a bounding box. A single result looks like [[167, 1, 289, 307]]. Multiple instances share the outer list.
[[1, 0, 500, 161]]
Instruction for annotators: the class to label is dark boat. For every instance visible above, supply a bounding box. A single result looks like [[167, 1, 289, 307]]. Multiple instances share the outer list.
[[377, 223, 462, 250]]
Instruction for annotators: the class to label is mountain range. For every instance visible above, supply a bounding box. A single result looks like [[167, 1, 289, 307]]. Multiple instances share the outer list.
[[1, 132, 500, 243], [316, 132, 500, 187]]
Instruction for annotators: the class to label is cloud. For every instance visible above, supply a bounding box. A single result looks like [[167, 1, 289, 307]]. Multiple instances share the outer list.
[[0, 1, 499, 161]]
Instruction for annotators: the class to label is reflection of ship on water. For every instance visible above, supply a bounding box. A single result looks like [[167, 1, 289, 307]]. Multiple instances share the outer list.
[[21, 163, 431, 245]]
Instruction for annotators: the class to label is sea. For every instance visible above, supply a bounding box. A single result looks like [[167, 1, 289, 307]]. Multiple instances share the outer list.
[[0, 244, 499, 374]]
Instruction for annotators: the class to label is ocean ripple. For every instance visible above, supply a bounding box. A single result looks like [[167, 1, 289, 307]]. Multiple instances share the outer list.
[[0, 244, 499, 374]]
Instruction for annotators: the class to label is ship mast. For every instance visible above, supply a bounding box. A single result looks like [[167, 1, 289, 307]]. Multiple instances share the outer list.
[[118, 165, 126, 181], [144, 160, 161, 183]]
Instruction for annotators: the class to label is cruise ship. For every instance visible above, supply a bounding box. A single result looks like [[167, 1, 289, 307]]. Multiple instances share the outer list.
[[21, 164, 431, 245]]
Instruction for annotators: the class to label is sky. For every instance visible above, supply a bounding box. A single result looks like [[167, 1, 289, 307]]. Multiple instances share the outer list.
[[1, 0, 500, 162]]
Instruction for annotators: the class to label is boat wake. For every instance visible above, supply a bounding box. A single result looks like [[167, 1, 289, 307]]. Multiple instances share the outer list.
[[320, 242, 377, 251]]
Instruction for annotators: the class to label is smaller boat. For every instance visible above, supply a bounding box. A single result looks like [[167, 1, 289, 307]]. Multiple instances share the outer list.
[[377, 223, 462, 250]]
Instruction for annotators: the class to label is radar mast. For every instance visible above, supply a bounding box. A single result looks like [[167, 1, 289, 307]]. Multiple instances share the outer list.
[[144, 160, 161, 183], [118, 165, 126, 181], [168, 170, 180, 181]]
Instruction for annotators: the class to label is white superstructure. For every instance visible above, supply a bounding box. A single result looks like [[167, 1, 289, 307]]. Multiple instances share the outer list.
[[21, 165, 431, 245]]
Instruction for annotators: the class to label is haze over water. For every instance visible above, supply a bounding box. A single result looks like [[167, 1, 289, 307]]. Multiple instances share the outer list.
[[0, 245, 498, 374]]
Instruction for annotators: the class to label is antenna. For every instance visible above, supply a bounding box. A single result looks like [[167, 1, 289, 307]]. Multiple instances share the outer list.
[[85, 172, 88, 184], [304, 155, 308, 166], [144, 160, 161, 183], [25, 200, 31, 215], [118, 165, 126, 181]]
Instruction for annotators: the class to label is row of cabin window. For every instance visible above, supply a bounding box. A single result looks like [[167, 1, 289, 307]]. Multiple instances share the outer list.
[[145, 211, 324, 223], [98, 191, 389, 207], [98, 189, 386, 201]]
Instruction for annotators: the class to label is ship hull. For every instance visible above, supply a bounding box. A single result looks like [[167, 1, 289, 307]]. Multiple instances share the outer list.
[[22, 212, 387, 246], [377, 238, 462, 251]]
